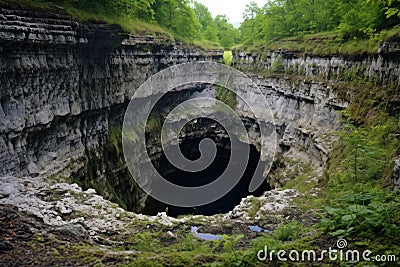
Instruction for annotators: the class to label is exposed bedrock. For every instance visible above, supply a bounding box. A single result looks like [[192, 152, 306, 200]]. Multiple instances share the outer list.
[[0, 8, 222, 176], [232, 43, 400, 85]]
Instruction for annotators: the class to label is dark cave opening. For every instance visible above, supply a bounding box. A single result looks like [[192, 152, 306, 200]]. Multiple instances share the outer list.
[[142, 126, 271, 217]]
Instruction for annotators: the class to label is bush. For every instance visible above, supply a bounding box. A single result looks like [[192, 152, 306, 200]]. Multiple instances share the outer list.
[[321, 191, 400, 240], [331, 113, 397, 185], [271, 55, 285, 74], [273, 220, 304, 241]]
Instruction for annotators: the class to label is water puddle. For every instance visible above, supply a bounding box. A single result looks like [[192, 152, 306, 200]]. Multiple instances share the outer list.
[[249, 225, 270, 233], [190, 225, 270, 241], [191, 226, 222, 241]]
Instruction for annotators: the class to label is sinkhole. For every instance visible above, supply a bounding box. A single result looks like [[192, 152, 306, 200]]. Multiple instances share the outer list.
[[142, 117, 271, 217], [72, 87, 273, 217]]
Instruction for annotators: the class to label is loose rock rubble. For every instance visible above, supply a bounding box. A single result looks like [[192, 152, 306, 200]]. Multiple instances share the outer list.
[[0, 174, 304, 241], [224, 189, 299, 221]]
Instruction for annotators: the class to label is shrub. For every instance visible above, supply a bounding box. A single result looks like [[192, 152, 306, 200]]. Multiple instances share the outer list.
[[273, 220, 304, 241], [271, 55, 285, 74], [321, 191, 400, 240]]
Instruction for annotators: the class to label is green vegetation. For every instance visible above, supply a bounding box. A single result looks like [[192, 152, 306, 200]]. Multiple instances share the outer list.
[[1, 0, 170, 36], [108, 126, 123, 154], [239, 26, 400, 56], [240, 0, 400, 44], [271, 55, 285, 74], [3, 0, 399, 53], [145, 115, 163, 134], [247, 197, 261, 219], [213, 15, 240, 49], [1, 0, 243, 49], [237, 0, 400, 56], [319, 74, 399, 260], [321, 191, 399, 240], [334, 119, 395, 184], [57, 222, 323, 267], [215, 85, 237, 110], [273, 220, 304, 241], [153, 0, 200, 41], [223, 51, 232, 66], [259, 37, 400, 263], [193, 1, 219, 45]]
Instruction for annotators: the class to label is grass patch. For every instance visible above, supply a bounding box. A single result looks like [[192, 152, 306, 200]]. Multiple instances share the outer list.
[[179, 38, 222, 50], [248, 197, 261, 219], [283, 171, 317, 194], [280, 160, 325, 211], [239, 27, 400, 56], [108, 126, 122, 154]]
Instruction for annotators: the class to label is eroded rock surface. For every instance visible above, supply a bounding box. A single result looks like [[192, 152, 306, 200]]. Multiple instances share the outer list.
[[394, 158, 400, 190], [0, 8, 223, 177]]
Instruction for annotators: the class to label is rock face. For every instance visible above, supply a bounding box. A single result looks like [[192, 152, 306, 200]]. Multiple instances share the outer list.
[[0, 7, 354, 206], [232, 47, 400, 187], [241, 76, 344, 166], [232, 46, 400, 85], [394, 158, 400, 190], [0, 6, 398, 213], [0, 8, 223, 178]]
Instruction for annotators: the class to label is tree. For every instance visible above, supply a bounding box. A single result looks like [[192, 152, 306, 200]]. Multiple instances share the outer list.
[[338, 111, 388, 183], [239, 2, 264, 43], [368, 0, 400, 18], [132, 0, 155, 21], [214, 15, 239, 49], [154, 0, 177, 29], [154, 0, 201, 40], [193, 1, 219, 43], [173, 0, 201, 40], [238, 0, 399, 43], [243, 1, 261, 20], [336, 0, 387, 40]]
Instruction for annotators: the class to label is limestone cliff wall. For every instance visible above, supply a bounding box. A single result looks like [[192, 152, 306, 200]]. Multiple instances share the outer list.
[[1, 6, 398, 202], [232, 43, 400, 85], [0, 8, 223, 178], [232, 44, 400, 187]]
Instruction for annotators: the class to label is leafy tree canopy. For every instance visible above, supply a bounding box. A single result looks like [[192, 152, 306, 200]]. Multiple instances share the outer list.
[[239, 0, 400, 44]]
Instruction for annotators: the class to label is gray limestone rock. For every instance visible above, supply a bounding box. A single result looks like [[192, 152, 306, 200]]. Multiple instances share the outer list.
[[27, 162, 40, 175], [0, 7, 223, 176], [394, 158, 400, 190]]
